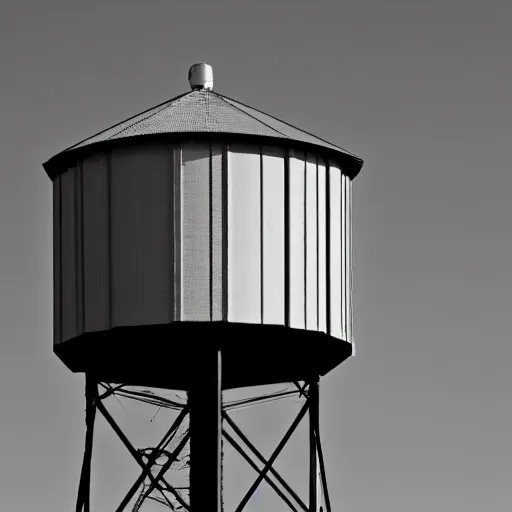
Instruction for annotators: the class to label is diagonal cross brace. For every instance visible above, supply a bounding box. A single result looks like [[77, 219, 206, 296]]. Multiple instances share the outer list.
[[223, 430, 300, 512], [138, 430, 191, 504], [223, 411, 309, 512], [115, 406, 190, 511], [95, 397, 190, 512], [293, 381, 310, 399], [234, 400, 310, 512]]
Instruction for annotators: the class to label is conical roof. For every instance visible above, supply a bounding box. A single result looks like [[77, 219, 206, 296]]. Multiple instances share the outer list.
[[44, 89, 363, 178]]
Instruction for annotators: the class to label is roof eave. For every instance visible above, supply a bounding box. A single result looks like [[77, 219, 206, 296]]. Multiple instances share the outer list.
[[43, 132, 363, 181]]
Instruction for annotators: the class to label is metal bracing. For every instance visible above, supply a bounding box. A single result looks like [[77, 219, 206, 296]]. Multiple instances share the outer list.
[[223, 378, 332, 512], [223, 411, 309, 512], [75, 377, 190, 512], [75, 376, 333, 512]]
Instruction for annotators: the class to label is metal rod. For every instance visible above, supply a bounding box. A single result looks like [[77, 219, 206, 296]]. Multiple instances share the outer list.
[[293, 381, 310, 398], [113, 387, 185, 410], [75, 375, 97, 512], [223, 411, 308, 512], [223, 389, 300, 411], [115, 407, 189, 510], [234, 400, 310, 512], [223, 430, 300, 512], [309, 376, 319, 512], [98, 382, 125, 400]]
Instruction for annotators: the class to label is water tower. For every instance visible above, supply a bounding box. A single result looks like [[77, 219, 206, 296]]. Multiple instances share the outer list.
[[43, 63, 364, 512]]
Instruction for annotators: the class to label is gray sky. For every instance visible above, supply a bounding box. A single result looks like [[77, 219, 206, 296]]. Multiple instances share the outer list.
[[0, 0, 509, 510]]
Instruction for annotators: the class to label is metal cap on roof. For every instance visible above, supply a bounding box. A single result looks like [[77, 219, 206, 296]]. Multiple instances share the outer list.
[[188, 63, 214, 91]]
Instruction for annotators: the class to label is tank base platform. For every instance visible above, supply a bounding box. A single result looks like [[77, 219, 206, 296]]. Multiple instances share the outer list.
[[54, 322, 352, 389]]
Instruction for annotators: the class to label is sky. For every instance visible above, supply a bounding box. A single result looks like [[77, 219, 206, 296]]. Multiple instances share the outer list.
[[0, 0, 510, 510]]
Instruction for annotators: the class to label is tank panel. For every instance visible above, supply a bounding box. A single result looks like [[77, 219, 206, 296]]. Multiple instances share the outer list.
[[345, 175, 353, 342], [318, 158, 327, 334], [329, 163, 342, 339], [262, 146, 285, 325], [289, 152, 305, 329], [82, 153, 110, 333], [60, 167, 78, 342], [211, 145, 223, 321], [305, 154, 318, 331], [110, 144, 172, 327], [52, 175, 61, 343], [181, 143, 211, 321], [341, 170, 347, 341], [227, 145, 261, 324]]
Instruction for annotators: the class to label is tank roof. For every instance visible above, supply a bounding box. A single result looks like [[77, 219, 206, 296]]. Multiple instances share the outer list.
[[43, 89, 363, 178]]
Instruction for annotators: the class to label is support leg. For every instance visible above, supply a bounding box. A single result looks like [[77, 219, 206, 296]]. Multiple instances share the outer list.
[[189, 343, 222, 512], [309, 376, 319, 512], [315, 423, 332, 512], [76, 374, 97, 512]]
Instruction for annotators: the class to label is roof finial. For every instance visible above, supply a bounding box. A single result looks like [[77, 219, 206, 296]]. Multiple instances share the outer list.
[[188, 63, 214, 91]]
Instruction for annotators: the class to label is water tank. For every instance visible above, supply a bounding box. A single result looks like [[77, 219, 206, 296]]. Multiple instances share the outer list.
[[43, 65, 363, 390]]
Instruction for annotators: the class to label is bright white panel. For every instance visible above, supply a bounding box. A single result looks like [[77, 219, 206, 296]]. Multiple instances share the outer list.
[[289, 155, 305, 329], [181, 143, 211, 321], [341, 172, 346, 340], [318, 161, 327, 333], [305, 156, 318, 331], [228, 146, 261, 324], [262, 147, 285, 325], [329, 164, 342, 339], [211, 145, 223, 321], [346, 176, 353, 342]]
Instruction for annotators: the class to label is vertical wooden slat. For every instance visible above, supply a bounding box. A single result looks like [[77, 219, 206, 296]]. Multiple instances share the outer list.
[[318, 159, 327, 334], [110, 143, 172, 327], [52, 175, 62, 344], [347, 177, 353, 343], [211, 145, 223, 321], [83, 153, 110, 333], [329, 163, 342, 340], [227, 145, 261, 324], [306, 154, 318, 331], [262, 146, 285, 326], [325, 162, 331, 336], [174, 145, 182, 322], [75, 161, 84, 336], [284, 150, 290, 328], [340, 170, 346, 341], [61, 167, 78, 341], [221, 145, 228, 322], [107, 150, 113, 330], [181, 142, 211, 321], [260, 146, 264, 324], [289, 151, 305, 329], [304, 157, 307, 326], [168, 144, 176, 323]]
